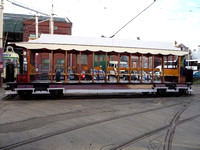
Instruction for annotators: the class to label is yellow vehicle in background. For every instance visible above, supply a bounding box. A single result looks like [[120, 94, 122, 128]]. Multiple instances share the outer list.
[[109, 61, 128, 77]]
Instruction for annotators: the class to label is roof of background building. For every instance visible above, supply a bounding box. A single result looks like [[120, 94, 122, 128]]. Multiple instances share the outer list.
[[4, 13, 72, 23], [3, 13, 72, 33]]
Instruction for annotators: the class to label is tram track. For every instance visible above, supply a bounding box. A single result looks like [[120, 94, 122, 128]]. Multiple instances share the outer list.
[[0, 101, 192, 133], [0, 101, 191, 150], [163, 103, 191, 150], [163, 101, 200, 150], [109, 102, 200, 150], [108, 114, 200, 150]]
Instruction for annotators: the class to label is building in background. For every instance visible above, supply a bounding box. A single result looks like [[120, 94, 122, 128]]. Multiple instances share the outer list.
[[3, 13, 72, 75], [175, 43, 191, 60], [2, 13, 114, 79], [191, 46, 200, 60]]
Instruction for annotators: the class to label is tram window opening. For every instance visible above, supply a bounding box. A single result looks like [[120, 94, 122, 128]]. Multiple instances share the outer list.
[[143, 56, 148, 68], [77, 54, 87, 65], [133, 62, 137, 68], [164, 55, 177, 69], [56, 59, 64, 72], [149, 57, 152, 68], [42, 58, 50, 72]]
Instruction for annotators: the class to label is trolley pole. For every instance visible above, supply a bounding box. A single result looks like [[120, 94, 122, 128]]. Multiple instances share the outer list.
[[0, 0, 3, 87]]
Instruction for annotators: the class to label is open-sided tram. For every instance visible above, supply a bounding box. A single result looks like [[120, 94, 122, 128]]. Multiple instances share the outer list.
[[5, 34, 193, 98]]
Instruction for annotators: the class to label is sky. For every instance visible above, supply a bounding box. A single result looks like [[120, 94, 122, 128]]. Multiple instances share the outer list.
[[3, 0, 200, 49]]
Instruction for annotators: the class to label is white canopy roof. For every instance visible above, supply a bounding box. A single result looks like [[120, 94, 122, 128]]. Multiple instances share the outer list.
[[10, 34, 188, 56]]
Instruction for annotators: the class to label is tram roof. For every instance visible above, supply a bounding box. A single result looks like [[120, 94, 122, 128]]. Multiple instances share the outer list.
[[9, 34, 188, 56]]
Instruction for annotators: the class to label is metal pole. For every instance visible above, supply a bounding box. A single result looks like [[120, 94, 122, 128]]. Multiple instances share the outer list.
[[50, 14, 54, 34], [0, 0, 3, 87], [50, 5, 54, 34], [105, 52, 107, 83], [35, 14, 39, 38], [0, 0, 3, 48]]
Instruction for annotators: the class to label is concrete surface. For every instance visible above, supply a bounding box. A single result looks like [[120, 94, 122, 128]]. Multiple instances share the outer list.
[[0, 85, 199, 150], [0, 84, 6, 100]]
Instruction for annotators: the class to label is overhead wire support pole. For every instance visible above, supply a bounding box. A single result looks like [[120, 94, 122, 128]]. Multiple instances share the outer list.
[[109, 0, 156, 38], [50, 4, 54, 34], [35, 14, 39, 38], [0, 0, 3, 88], [0, 0, 3, 49]]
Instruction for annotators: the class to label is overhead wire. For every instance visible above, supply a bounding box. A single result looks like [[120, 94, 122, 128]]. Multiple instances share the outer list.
[[110, 0, 156, 38]]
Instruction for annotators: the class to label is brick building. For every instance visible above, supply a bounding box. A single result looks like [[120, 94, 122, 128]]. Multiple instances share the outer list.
[[3, 13, 72, 74], [3, 13, 111, 74]]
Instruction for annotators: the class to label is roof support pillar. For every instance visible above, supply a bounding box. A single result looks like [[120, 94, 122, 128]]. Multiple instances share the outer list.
[[147, 56, 149, 81], [141, 54, 143, 83], [105, 52, 108, 83], [161, 55, 165, 83], [92, 52, 94, 83], [50, 50, 54, 82], [79, 51, 81, 83], [178, 56, 181, 83], [137, 55, 140, 82], [64, 51, 68, 83], [129, 54, 132, 83], [97, 54, 100, 80], [27, 49, 30, 83], [117, 53, 120, 83], [75, 53, 77, 73], [152, 55, 154, 83]]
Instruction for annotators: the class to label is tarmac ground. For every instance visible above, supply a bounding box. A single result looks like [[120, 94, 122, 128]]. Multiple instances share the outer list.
[[0, 84, 200, 150]]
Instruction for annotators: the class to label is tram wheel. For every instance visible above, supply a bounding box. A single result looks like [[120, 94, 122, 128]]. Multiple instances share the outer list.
[[179, 89, 187, 96], [142, 92, 149, 95], [50, 90, 63, 99], [157, 89, 166, 96], [18, 90, 32, 99]]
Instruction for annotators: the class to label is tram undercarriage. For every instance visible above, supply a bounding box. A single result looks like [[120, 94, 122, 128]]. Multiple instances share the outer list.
[[5, 82, 192, 99]]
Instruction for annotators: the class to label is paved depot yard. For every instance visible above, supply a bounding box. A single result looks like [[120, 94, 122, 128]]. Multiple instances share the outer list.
[[0, 85, 199, 150]]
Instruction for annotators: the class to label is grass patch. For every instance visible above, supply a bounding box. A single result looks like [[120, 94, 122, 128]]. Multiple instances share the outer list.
[[193, 78, 200, 84]]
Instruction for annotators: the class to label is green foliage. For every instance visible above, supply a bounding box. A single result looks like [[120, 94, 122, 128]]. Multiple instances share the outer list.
[[193, 78, 200, 84]]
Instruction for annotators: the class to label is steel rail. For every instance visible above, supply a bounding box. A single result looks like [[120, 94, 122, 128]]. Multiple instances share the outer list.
[[109, 114, 200, 150], [109, 125, 170, 150], [110, 102, 200, 150], [163, 103, 191, 150], [164, 101, 200, 150]]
